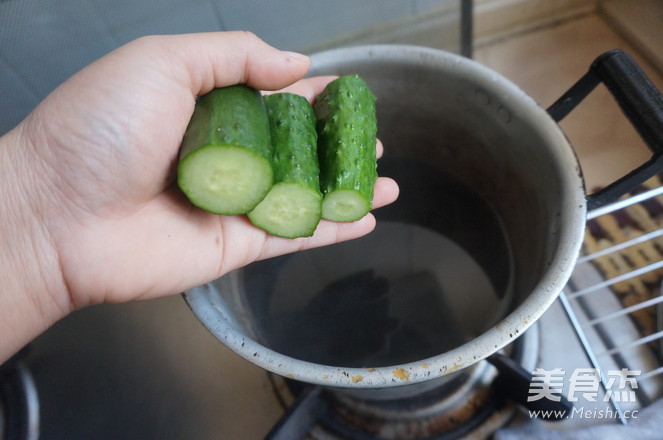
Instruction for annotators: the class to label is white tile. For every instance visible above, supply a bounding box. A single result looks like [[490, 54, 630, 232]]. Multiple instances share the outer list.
[[108, 1, 221, 45], [0, 57, 40, 134], [413, 0, 460, 15], [88, 0, 191, 29], [215, 0, 413, 51], [0, 0, 116, 97]]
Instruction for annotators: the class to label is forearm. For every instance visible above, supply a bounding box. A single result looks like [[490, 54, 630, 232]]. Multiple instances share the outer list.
[[0, 125, 70, 363]]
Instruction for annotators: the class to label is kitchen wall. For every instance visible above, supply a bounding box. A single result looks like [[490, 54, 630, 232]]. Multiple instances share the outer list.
[[0, 0, 459, 135], [2, 0, 656, 136]]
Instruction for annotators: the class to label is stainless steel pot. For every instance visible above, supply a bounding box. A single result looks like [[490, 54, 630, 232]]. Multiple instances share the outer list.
[[184, 46, 663, 395]]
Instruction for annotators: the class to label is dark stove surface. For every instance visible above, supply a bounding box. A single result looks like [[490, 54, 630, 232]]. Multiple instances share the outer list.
[[0, 351, 38, 440], [13, 296, 283, 440]]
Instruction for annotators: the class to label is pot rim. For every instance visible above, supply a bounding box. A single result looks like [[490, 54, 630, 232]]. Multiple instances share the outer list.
[[184, 44, 588, 389]]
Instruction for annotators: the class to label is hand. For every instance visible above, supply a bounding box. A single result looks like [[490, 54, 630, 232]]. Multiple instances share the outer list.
[[0, 31, 398, 361]]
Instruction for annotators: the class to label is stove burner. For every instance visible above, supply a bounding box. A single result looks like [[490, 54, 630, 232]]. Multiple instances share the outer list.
[[267, 325, 539, 440], [310, 383, 513, 440]]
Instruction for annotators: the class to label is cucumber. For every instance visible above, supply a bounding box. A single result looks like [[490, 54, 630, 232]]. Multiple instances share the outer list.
[[314, 75, 378, 222], [177, 85, 273, 215], [248, 93, 322, 238]]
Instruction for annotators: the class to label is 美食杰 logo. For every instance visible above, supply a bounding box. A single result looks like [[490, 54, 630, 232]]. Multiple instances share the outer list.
[[526, 367, 641, 420]]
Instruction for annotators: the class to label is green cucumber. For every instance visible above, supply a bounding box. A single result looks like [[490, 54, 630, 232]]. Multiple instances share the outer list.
[[177, 85, 273, 215], [314, 75, 378, 222], [248, 93, 322, 238]]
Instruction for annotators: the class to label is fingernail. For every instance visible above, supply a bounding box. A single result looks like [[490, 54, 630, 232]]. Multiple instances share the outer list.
[[282, 51, 310, 63]]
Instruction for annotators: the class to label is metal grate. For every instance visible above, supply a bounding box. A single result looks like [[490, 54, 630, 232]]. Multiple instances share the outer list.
[[559, 182, 663, 424]]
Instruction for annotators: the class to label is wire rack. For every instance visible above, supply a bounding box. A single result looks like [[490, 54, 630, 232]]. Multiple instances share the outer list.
[[558, 179, 663, 424]]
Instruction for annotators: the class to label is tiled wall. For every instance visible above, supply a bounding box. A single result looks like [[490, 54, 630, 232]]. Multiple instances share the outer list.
[[0, 0, 455, 134]]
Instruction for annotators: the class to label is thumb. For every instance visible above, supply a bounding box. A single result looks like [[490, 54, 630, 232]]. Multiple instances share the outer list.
[[134, 31, 312, 95]]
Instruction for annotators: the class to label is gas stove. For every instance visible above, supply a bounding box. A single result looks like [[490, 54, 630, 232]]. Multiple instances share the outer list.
[[2, 185, 663, 440], [264, 323, 539, 440]]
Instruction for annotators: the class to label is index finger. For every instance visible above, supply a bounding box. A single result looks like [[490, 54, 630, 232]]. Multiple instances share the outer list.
[[265, 75, 338, 103], [264, 76, 385, 159]]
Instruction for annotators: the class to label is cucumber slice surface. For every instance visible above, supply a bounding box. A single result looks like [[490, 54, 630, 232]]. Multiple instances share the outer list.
[[321, 189, 371, 223], [248, 182, 322, 238], [177, 85, 273, 215], [178, 145, 272, 215]]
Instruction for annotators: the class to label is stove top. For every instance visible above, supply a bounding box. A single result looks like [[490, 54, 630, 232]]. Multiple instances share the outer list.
[[0, 352, 39, 440], [2, 183, 663, 440], [264, 323, 539, 440]]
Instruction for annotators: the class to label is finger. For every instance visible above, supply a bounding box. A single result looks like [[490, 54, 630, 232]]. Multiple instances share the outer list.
[[267, 77, 385, 159], [252, 176, 397, 263], [265, 75, 339, 103], [265, 75, 385, 160], [376, 139, 384, 159], [256, 214, 377, 263], [133, 31, 312, 96], [372, 177, 399, 209]]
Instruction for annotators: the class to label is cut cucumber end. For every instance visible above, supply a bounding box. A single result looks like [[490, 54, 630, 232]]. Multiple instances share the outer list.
[[248, 183, 322, 238], [178, 144, 273, 215], [321, 189, 371, 222]]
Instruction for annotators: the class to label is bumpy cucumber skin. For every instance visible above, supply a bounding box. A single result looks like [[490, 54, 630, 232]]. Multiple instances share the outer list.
[[314, 75, 378, 222], [248, 93, 322, 237], [177, 85, 273, 215], [264, 93, 321, 193], [179, 85, 271, 160]]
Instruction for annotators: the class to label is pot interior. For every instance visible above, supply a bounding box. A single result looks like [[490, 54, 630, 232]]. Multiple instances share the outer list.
[[242, 165, 514, 368], [186, 46, 587, 380]]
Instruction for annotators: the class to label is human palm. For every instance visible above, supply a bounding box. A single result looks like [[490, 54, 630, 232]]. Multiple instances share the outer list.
[[15, 32, 397, 308]]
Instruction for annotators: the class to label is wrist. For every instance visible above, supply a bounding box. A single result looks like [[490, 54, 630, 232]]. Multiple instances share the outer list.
[[0, 124, 71, 363]]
